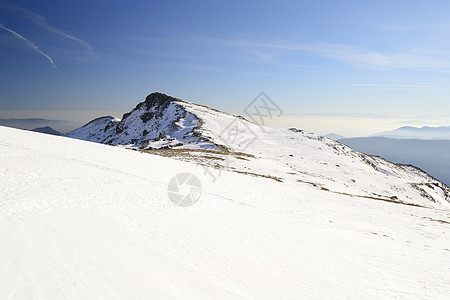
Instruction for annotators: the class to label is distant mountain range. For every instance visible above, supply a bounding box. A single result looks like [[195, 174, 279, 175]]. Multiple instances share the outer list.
[[0, 118, 72, 133], [31, 126, 61, 136], [326, 126, 450, 141], [371, 126, 450, 140], [325, 125, 450, 186]]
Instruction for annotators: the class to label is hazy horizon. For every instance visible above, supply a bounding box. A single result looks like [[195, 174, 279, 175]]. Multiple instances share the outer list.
[[1, 104, 449, 137]]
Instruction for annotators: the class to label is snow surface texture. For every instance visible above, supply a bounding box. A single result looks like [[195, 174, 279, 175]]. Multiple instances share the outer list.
[[2, 92, 450, 298], [1, 125, 450, 299]]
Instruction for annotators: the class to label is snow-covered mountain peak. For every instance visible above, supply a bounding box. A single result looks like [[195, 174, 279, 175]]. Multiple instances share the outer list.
[[122, 92, 182, 122], [64, 92, 450, 209], [65, 92, 217, 150]]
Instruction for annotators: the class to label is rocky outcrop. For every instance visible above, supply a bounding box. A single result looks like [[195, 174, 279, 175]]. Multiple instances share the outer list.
[[64, 92, 215, 150]]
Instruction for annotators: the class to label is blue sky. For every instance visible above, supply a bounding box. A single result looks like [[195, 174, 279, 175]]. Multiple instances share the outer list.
[[1, 0, 450, 135]]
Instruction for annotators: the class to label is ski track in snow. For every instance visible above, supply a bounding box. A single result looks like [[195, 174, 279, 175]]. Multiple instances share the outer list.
[[1, 126, 450, 299]]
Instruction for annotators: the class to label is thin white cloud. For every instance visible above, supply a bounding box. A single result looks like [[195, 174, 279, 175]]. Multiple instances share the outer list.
[[285, 112, 395, 119], [351, 83, 437, 88], [308, 43, 449, 70], [119, 34, 450, 71], [1, 4, 94, 64], [20, 9, 92, 51], [0, 22, 57, 68], [172, 36, 450, 71], [234, 40, 449, 70], [347, 83, 450, 91]]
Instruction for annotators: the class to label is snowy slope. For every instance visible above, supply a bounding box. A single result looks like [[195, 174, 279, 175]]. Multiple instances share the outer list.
[[179, 101, 450, 209], [1, 125, 450, 299], [65, 93, 450, 209]]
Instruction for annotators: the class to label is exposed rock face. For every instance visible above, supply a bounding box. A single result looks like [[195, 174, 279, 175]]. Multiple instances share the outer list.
[[144, 92, 175, 110]]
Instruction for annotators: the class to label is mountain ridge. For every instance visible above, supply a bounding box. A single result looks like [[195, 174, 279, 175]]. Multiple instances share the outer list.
[[64, 92, 450, 208]]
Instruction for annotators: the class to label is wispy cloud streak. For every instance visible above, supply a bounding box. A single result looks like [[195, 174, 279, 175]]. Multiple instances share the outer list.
[[20, 9, 92, 51], [347, 83, 450, 91], [1, 4, 94, 64], [0, 22, 57, 68], [147, 35, 450, 71], [351, 83, 437, 88], [211, 38, 450, 71]]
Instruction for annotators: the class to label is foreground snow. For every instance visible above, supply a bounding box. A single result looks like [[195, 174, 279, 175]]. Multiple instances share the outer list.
[[1, 126, 449, 299]]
